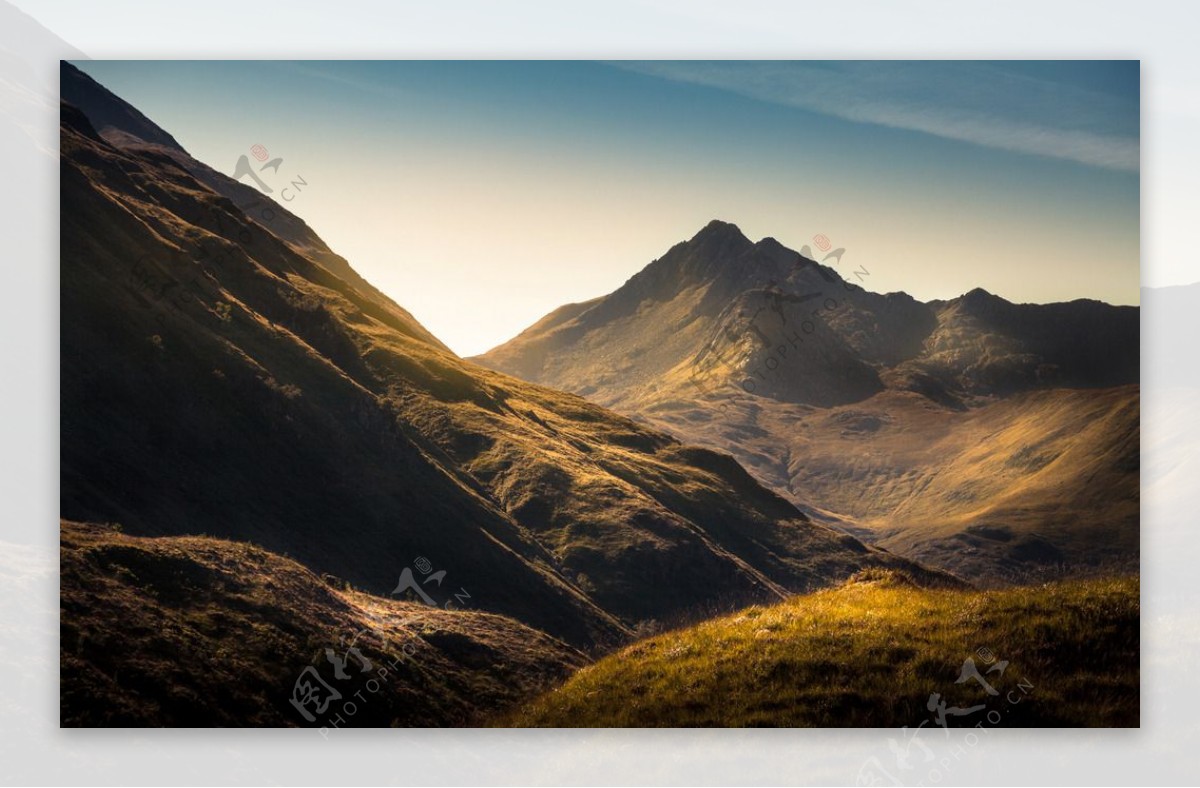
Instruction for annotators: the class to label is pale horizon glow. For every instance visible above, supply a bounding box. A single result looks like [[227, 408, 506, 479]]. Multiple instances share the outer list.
[[71, 60, 1140, 357]]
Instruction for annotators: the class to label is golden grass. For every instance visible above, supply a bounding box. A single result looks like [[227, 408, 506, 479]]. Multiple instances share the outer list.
[[507, 572, 1138, 727]]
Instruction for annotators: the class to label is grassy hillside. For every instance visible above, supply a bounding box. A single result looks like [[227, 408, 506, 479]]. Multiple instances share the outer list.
[[60, 521, 586, 727], [508, 571, 1138, 727]]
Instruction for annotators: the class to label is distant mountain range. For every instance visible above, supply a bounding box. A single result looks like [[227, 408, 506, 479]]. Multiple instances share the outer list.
[[58, 63, 957, 724], [477, 220, 1140, 583]]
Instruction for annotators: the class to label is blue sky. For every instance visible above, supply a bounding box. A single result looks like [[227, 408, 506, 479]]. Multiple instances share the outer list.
[[72, 60, 1140, 356]]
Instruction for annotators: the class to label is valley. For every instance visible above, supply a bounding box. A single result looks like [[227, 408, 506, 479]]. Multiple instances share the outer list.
[[59, 63, 1140, 728]]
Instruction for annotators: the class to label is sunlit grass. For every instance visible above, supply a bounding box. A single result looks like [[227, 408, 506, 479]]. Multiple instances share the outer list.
[[508, 571, 1138, 727]]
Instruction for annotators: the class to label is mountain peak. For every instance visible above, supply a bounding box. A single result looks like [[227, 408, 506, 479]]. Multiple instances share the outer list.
[[958, 287, 1009, 311], [679, 220, 755, 273], [691, 219, 749, 244]]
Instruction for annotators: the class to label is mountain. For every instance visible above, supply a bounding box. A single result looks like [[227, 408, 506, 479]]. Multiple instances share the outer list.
[[59, 64, 957, 724], [510, 571, 1139, 727], [476, 221, 1140, 584]]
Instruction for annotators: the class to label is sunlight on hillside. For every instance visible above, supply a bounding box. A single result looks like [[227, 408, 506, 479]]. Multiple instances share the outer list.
[[509, 572, 1138, 727]]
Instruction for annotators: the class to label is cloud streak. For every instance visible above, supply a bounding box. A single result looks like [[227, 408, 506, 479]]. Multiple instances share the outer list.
[[617, 61, 1139, 172]]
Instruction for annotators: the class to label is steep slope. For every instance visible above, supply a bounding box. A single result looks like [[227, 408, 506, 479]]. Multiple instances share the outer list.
[[59, 62, 185, 151], [510, 571, 1139, 727], [60, 62, 947, 677], [59, 63, 439, 351], [477, 222, 1139, 584], [61, 99, 619, 649], [61, 521, 585, 727]]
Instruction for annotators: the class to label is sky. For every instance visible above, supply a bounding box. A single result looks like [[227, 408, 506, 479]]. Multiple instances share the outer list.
[[72, 60, 1140, 357]]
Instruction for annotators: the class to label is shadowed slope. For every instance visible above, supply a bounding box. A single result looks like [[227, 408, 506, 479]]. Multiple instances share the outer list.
[[60, 521, 585, 727]]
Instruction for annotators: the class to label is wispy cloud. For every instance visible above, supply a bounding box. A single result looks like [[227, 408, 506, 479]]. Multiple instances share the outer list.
[[616, 61, 1139, 172]]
